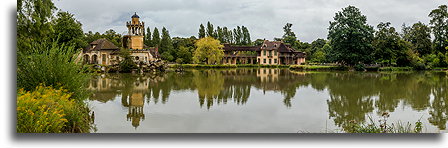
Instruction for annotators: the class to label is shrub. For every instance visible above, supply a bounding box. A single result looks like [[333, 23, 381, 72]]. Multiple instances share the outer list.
[[118, 48, 138, 72], [289, 65, 348, 71], [345, 113, 423, 133], [17, 85, 92, 133], [17, 41, 90, 100]]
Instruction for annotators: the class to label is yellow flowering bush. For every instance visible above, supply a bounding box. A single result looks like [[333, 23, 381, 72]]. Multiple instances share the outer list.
[[17, 85, 74, 133]]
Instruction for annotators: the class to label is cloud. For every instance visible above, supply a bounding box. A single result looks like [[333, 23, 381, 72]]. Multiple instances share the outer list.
[[54, 0, 446, 42]]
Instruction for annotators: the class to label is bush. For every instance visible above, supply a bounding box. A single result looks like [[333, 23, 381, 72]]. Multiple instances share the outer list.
[[354, 64, 365, 71], [17, 85, 92, 133], [17, 41, 90, 100], [118, 49, 138, 72], [345, 113, 423, 133]]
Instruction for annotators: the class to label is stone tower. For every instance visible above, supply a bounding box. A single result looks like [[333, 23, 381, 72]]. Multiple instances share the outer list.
[[126, 12, 145, 49]]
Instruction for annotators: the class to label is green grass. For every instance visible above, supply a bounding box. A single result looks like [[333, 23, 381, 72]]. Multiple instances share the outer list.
[[344, 113, 423, 133], [169, 64, 291, 69], [377, 67, 414, 71]]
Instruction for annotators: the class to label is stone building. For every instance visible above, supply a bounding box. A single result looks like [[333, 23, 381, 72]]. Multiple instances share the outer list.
[[222, 40, 306, 65], [83, 12, 160, 66]]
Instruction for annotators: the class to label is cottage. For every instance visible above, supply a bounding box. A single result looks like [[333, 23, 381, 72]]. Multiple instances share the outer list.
[[222, 40, 306, 65], [83, 12, 160, 66]]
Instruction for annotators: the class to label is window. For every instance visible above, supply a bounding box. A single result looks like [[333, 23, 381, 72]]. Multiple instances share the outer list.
[[263, 50, 266, 56], [263, 59, 266, 64], [269, 59, 271, 64], [135, 56, 140, 60], [274, 51, 277, 56], [274, 59, 277, 63], [269, 51, 272, 56], [102, 54, 106, 63], [274, 44, 277, 47]]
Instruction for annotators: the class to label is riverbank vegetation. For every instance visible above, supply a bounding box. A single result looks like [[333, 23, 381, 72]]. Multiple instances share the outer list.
[[344, 113, 423, 133], [17, 0, 93, 133]]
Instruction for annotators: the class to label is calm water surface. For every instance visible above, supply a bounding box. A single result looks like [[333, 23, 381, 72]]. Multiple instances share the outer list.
[[87, 68, 448, 133]]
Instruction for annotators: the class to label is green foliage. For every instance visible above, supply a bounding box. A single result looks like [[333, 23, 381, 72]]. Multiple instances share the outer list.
[[53, 11, 87, 49], [282, 23, 297, 47], [160, 27, 175, 62], [17, 41, 90, 100], [193, 37, 224, 64], [428, 5, 448, 54], [176, 46, 193, 64], [402, 22, 432, 56], [345, 113, 423, 133], [206, 21, 215, 38], [145, 27, 152, 46], [198, 24, 206, 38], [152, 27, 160, 47], [373, 22, 402, 66], [17, 85, 92, 133], [328, 5, 375, 65], [17, 0, 57, 52], [118, 48, 138, 72], [84, 29, 122, 47]]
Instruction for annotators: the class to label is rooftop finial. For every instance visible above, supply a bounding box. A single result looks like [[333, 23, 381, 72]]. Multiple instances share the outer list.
[[131, 12, 140, 18]]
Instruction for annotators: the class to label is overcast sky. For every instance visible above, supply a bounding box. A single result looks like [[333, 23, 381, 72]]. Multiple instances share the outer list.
[[54, 0, 446, 42]]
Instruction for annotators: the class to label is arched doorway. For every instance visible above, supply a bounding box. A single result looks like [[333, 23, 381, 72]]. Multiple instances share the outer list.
[[83, 54, 90, 64], [92, 54, 98, 64]]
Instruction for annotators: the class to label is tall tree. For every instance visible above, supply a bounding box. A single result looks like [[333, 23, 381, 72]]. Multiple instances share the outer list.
[[145, 27, 152, 47], [152, 27, 160, 47], [241, 26, 251, 45], [282, 23, 297, 47], [198, 24, 205, 38], [328, 5, 375, 65], [429, 5, 448, 54], [17, 0, 57, 52], [402, 22, 432, 56], [52, 11, 86, 49], [373, 22, 401, 66], [193, 37, 224, 64], [216, 26, 224, 42], [206, 21, 214, 38], [159, 27, 175, 61]]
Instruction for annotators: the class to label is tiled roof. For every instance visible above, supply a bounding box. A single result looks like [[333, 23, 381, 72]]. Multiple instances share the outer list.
[[223, 44, 260, 51], [84, 38, 119, 52]]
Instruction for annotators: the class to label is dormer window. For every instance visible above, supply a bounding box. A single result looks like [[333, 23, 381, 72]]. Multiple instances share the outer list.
[[274, 44, 277, 47], [263, 44, 267, 48], [92, 45, 96, 49]]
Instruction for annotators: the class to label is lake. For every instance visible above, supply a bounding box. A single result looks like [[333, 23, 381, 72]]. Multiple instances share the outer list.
[[87, 68, 448, 133]]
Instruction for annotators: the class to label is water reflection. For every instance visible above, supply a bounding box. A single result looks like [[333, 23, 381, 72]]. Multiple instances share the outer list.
[[88, 69, 448, 131]]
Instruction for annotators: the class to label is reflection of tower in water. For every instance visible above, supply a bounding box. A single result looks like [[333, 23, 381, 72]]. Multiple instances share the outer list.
[[126, 92, 145, 128]]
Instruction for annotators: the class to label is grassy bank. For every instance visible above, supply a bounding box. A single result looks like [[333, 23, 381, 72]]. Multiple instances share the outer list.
[[289, 65, 349, 71], [169, 64, 290, 69]]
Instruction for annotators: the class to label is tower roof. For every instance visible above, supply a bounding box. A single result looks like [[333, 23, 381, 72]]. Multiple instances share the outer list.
[[131, 12, 140, 18]]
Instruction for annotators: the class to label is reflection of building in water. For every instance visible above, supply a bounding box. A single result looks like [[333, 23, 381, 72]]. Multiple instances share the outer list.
[[257, 68, 279, 83], [88, 73, 167, 128], [127, 92, 145, 128]]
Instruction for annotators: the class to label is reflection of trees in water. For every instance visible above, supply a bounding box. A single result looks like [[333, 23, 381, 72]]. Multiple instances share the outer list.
[[428, 72, 448, 130], [88, 70, 448, 131], [320, 72, 447, 131]]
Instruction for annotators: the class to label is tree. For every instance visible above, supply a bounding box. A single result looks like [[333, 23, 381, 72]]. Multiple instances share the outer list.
[[52, 11, 86, 49], [145, 27, 152, 47], [102, 29, 122, 47], [428, 5, 448, 54], [402, 22, 432, 56], [159, 27, 175, 62], [193, 37, 224, 64], [328, 6, 375, 65], [17, 0, 57, 52], [152, 27, 160, 47], [206, 21, 214, 38], [282, 23, 297, 47], [198, 24, 205, 38], [176, 46, 193, 64], [373, 22, 402, 66], [242, 26, 251, 45]]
